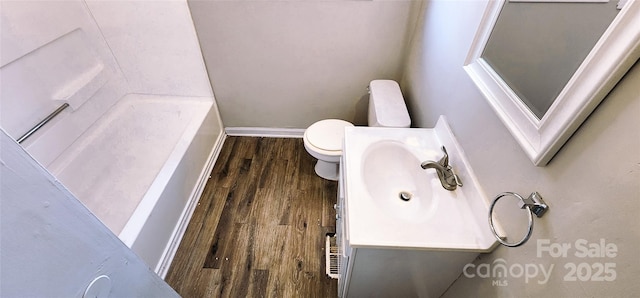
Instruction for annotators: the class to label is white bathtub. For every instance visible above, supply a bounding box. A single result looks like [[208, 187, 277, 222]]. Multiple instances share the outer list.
[[49, 94, 224, 277]]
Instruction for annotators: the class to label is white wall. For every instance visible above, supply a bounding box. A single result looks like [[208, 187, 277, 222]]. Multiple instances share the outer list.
[[189, 0, 421, 128], [85, 0, 212, 97], [0, 0, 129, 166], [0, 0, 214, 166], [0, 129, 178, 297], [401, 1, 640, 296]]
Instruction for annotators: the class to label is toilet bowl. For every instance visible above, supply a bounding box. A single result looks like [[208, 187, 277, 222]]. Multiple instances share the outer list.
[[303, 119, 353, 181], [304, 80, 410, 181]]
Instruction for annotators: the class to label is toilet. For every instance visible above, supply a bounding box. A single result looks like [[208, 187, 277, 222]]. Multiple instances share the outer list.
[[303, 80, 411, 180]]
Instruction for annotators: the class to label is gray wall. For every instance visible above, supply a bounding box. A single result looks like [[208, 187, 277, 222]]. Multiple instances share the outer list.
[[401, 1, 639, 296], [188, 0, 420, 128]]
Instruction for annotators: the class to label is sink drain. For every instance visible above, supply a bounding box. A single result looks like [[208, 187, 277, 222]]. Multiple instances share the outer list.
[[399, 191, 412, 201]]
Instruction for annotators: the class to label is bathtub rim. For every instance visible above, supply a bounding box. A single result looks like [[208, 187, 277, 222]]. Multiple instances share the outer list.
[[111, 94, 225, 278]]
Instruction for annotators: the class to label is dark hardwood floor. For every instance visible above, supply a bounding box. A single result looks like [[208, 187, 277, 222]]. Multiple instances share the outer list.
[[166, 137, 338, 297]]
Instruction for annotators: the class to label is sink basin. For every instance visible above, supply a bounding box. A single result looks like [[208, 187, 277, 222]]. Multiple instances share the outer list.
[[342, 117, 499, 251], [361, 141, 438, 223]]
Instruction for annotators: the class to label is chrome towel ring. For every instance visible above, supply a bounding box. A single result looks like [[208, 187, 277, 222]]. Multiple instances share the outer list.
[[488, 192, 548, 247]]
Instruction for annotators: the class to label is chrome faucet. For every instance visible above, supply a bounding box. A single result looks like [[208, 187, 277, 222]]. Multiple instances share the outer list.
[[421, 146, 463, 191]]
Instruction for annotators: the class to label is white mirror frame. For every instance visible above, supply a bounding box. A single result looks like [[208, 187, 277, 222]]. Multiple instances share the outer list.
[[464, 0, 640, 166]]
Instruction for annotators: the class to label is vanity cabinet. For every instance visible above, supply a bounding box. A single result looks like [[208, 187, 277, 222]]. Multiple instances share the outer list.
[[334, 120, 499, 297], [336, 160, 479, 297]]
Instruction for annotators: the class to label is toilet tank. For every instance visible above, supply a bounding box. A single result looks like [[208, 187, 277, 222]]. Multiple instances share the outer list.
[[368, 80, 411, 127]]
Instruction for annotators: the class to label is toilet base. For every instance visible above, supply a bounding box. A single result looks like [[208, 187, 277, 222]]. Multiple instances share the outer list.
[[314, 160, 339, 181]]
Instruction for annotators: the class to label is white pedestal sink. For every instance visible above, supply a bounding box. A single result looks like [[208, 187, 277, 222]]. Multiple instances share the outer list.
[[335, 116, 500, 297]]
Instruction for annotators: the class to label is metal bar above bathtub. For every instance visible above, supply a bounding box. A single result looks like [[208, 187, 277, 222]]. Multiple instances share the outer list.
[[17, 103, 69, 144]]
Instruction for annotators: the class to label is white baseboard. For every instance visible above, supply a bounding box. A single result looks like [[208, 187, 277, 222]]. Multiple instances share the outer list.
[[225, 127, 305, 138], [155, 132, 226, 279]]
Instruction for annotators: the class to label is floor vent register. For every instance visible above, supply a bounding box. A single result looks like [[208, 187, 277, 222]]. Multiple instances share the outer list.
[[325, 234, 340, 279]]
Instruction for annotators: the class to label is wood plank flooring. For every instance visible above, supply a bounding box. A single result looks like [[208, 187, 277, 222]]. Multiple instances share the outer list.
[[166, 137, 338, 297]]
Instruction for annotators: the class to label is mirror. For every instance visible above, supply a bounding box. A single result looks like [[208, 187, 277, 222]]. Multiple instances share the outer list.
[[464, 0, 640, 166], [482, 1, 620, 119]]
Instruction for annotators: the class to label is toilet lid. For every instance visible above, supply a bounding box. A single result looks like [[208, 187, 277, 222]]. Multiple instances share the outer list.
[[306, 119, 354, 151]]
